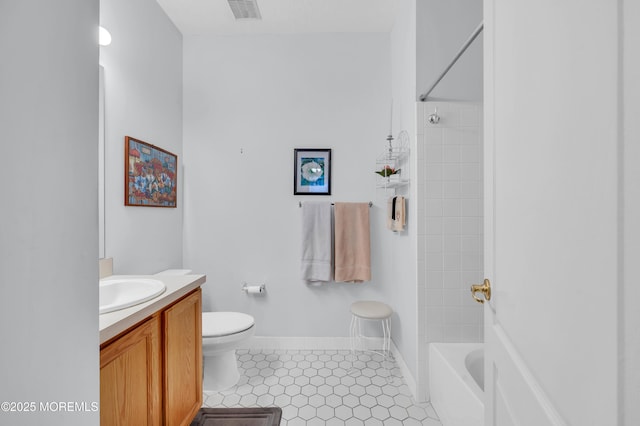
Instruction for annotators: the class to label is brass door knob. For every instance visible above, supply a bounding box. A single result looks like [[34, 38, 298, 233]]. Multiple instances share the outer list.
[[470, 279, 491, 304]]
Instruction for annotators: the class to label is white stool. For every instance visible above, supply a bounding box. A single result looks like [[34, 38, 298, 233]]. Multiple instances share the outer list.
[[349, 301, 393, 378]]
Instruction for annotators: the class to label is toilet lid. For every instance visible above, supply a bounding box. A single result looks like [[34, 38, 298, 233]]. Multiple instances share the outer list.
[[202, 312, 255, 337]]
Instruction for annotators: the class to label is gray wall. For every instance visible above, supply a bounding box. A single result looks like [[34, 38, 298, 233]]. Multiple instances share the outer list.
[[100, 0, 184, 274], [623, 0, 640, 424], [416, 0, 483, 101], [0, 1, 99, 424]]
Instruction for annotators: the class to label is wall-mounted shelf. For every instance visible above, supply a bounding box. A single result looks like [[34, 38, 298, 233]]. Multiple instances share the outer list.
[[376, 179, 409, 190], [375, 130, 410, 193]]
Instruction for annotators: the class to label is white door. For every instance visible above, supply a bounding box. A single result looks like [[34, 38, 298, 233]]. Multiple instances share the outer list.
[[481, 1, 620, 425]]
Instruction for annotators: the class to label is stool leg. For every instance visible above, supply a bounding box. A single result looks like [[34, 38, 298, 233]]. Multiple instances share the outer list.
[[349, 315, 360, 375], [349, 315, 356, 360], [382, 317, 393, 383]]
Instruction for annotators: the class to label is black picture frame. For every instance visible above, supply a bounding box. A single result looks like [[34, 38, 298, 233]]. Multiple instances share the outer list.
[[293, 149, 331, 195]]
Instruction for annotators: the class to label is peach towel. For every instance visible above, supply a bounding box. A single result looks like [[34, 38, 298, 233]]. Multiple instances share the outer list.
[[334, 202, 371, 282]]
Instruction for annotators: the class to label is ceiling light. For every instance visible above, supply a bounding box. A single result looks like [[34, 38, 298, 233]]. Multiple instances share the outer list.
[[99, 26, 112, 46]]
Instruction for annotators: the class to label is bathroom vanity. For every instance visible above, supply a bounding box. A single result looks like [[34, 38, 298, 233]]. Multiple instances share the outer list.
[[99, 274, 206, 426]]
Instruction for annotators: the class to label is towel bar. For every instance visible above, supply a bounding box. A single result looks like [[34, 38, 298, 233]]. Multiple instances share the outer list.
[[298, 201, 373, 208]]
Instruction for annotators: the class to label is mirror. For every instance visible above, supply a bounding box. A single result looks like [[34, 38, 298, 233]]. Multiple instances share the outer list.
[[99, 65, 105, 258]]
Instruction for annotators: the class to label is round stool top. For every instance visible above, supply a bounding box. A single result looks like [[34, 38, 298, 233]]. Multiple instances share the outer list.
[[350, 301, 393, 320], [202, 312, 254, 337]]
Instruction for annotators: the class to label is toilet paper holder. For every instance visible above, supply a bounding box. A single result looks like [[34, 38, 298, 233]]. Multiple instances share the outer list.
[[242, 283, 266, 294]]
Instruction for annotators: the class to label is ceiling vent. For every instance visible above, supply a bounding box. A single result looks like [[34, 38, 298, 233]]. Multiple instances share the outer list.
[[227, 0, 262, 20]]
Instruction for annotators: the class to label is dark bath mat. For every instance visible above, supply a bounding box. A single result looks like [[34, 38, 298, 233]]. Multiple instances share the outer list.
[[190, 407, 282, 426]]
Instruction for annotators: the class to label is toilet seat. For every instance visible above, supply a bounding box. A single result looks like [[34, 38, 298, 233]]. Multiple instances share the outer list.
[[202, 312, 254, 337]]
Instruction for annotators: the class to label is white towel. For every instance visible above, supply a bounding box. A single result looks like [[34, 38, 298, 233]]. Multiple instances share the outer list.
[[300, 202, 333, 282]]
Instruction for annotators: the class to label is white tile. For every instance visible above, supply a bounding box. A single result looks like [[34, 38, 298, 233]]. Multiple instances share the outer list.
[[442, 217, 460, 236], [425, 217, 443, 235], [443, 253, 461, 271], [425, 324, 444, 342], [442, 324, 462, 341], [461, 325, 481, 342], [442, 144, 460, 163], [458, 127, 480, 145], [443, 270, 461, 289], [461, 306, 482, 324], [460, 235, 480, 253], [425, 253, 443, 271], [426, 289, 443, 306], [460, 163, 480, 181], [460, 254, 480, 271], [460, 270, 481, 286], [442, 181, 460, 199], [425, 145, 443, 163], [443, 288, 462, 306], [426, 235, 443, 253], [442, 199, 460, 216], [425, 180, 443, 199], [460, 180, 480, 198], [425, 164, 443, 181], [424, 127, 443, 145], [426, 307, 444, 325], [460, 144, 479, 163], [426, 199, 443, 217], [442, 235, 460, 253], [460, 199, 480, 217], [425, 270, 444, 289], [460, 217, 480, 235], [459, 107, 480, 127], [442, 163, 460, 181]]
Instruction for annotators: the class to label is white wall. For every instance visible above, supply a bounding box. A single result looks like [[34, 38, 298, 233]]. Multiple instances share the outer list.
[[100, 0, 183, 274], [0, 1, 99, 424], [388, 0, 420, 390], [623, 0, 640, 424], [416, 0, 483, 101], [183, 33, 398, 338]]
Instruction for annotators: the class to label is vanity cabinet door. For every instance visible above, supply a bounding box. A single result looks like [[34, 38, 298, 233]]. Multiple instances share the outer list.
[[100, 315, 162, 426], [162, 288, 202, 426]]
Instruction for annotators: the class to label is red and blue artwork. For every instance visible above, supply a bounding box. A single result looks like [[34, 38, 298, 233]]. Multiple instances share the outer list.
[[125, 136, 177, 207]]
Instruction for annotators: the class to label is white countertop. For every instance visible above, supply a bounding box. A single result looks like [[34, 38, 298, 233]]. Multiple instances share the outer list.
[[99, 274, 206, 345]]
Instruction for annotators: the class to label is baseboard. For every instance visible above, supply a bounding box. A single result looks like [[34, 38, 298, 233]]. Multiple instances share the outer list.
[[390, 341, 417, 400], [238, 336, 418, 401], [239, 336, 367, 351]]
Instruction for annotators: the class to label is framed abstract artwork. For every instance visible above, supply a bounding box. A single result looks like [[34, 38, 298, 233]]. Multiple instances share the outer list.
[[125, 136, 177, 207], [294, 148, 331, 195]]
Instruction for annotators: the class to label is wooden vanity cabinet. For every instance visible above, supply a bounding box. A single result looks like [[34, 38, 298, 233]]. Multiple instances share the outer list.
[[163, 288, 203, 425], [100, 314, 162, 425], [100, 288, 202, 426]]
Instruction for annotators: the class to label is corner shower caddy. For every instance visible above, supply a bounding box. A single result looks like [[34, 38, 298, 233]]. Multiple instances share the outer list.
[[376, 130, 410, 191]]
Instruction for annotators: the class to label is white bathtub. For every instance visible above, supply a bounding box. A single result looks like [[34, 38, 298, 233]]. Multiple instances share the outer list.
[[429, 343, 484, 426]]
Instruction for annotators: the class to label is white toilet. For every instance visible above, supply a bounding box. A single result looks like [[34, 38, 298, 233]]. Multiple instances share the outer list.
[[155, 269, 255, 391], [202, 311, 254, 391]]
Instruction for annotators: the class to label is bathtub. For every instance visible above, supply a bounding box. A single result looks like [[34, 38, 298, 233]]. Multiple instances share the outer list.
[[429, 343, 484, 426]]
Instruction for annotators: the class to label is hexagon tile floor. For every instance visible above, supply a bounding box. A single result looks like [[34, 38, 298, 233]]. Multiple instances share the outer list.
[[202, 349, 442, 425]]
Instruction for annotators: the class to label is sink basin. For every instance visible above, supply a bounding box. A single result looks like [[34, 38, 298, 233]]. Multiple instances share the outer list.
[[99, 278, 166, 314]]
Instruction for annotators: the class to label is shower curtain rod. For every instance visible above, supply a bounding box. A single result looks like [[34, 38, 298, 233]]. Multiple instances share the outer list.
[[419, 21, 484, 102]]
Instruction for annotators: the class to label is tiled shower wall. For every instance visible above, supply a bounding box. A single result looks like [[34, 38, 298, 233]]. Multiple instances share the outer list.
[[416, 101, 484, 400]]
